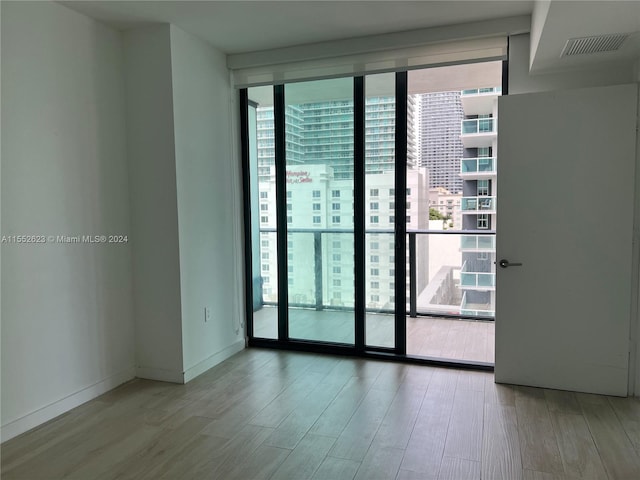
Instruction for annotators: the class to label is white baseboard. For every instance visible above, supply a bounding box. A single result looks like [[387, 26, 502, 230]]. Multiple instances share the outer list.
[[183, 339, 245, 383], [135, 366, 185, 384], [1, 366, 135, 443], [1, 341, 246, 443]]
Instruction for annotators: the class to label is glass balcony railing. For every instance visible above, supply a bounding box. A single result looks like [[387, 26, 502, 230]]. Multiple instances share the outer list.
[[461, 118, 495, 135], [460, 292, 494, 317], [461, 196, 496, 212], [460, 157, 496, 175], [460, 261, 496, 289], [460, 272, 495, 288], [460, 234, 495, 251], [257, 228, 496, 320], [461, 87, 502, 96]]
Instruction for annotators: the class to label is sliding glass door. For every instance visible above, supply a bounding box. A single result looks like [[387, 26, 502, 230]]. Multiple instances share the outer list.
[[242, 62, 501, 366], [284, 78, 356, 344], [245, 86, 278, 340], [244, 75, 401, 351]]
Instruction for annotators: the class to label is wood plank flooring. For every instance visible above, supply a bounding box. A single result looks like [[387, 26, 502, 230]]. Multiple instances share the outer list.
[[3, 348, 640, 479]]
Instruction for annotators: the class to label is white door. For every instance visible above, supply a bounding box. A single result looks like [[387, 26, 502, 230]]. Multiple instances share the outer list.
[[495, 84, 638, 396]]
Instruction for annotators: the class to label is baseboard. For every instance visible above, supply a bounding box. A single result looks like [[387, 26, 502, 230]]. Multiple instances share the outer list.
[[135, 366, 185, 384], [183, 339, 245, 383], [1, 366, 135, 443]]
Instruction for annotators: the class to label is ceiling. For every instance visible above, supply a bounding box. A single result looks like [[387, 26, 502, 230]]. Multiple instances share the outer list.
[[59, 0, 640, 74], [59, 0, 533, 54]]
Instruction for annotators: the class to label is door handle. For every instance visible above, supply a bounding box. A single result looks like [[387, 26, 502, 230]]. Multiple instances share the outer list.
[[497, 259, 523, 268]]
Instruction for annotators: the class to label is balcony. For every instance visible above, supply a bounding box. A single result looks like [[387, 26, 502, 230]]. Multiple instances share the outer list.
[[460, 261, 496, 291], [461, 196, 496, 214], [254, 307, 494, 363], [460, 292, 495, 317], [257, 227, 496, 315], [460, 234, 495, 252], [460, 157, 497, 179], [461, 87, 501, 116], [254, 228, 496, 363], [460, 118, 496, 148]]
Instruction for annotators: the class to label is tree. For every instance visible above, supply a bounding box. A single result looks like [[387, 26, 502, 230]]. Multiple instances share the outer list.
[[429, 208, 446, 220]]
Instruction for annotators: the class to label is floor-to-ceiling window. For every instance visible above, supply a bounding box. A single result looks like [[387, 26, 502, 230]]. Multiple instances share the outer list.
[[284, 78, 356, 344], [405, 62, 501, 363], [364, 73, 397, 349], [246, 86, 278, 339], [242, 60, 502, 368]]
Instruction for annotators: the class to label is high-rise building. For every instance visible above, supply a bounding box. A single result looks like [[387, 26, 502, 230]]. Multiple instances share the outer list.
[[254, 96, 427, 310], [459, 87, 501, 316], [416, 91, 465, 193], [254, 87, 499, 317], [408, 86, 500, 318], [257, 96, 416, 178]]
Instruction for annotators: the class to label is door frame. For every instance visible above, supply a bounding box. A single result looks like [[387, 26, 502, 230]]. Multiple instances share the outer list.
[[240, 65, 505, 371]]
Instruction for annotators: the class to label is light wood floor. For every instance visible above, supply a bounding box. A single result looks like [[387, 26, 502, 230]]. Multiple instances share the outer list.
[[254, 307, 494, 363], [3, 348, 640, 480]]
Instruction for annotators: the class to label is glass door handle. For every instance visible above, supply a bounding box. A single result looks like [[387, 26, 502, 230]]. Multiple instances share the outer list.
[[497, 259, 523, 268]]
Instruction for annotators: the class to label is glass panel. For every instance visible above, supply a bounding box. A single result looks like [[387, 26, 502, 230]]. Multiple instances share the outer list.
[[461, 196, 495, 211], [462, 119, 479, 134], [414, 232, 496, 318], [419, 233, 464, 316], [477, 235, 495, 249], [461, 197, 478, 210], [479, 118, 494, 132], [461, 158, 475, 173], [365, 73, 396, 348], [462, 118, 495, 134], [478, 157, 494, 172], [407, 61, 501, 364], [248, 86, 277, 339], [461, 157, 496, 174], [285, 78, 355, 344], [479, 197, 495, 210]]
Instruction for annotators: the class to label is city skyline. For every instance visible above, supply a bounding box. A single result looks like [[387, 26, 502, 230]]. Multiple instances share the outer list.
[[249, 82, 499, 321]]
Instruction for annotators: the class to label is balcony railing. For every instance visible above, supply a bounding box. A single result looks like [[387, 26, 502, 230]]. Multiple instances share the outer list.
[[461, 118, 495, 135], [460, 157, 496, 176], [257, 227, 496, 320], [461, 196, 496, 212], [460, 292, 495, 317], [460, 234, 495, 251], [461, 87, 502, 96], [460, 261, 496, 289]]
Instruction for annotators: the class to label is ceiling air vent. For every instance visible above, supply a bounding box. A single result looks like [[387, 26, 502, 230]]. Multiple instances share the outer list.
[[561, 34, 630, 57]]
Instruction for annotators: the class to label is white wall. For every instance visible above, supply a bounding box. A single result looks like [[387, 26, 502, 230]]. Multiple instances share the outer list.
[[1, 1, 135, 441], [124, 25, 245, 383], [169, 26, 245, 381], [123, 25, 185, 383], [508, 33, 640, 396], [1, 6, 246, 441]]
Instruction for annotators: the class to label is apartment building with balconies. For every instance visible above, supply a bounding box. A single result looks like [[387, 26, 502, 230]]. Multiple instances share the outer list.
[[459, 87, 500, 316]]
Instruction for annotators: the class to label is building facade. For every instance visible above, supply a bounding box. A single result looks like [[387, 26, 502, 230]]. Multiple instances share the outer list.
[[416, 91, 465, 193], [459, 87, 501, 316], [253, 87, 499, 318], [254, 96, 428, 311], [428, 186, 463, 230]]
